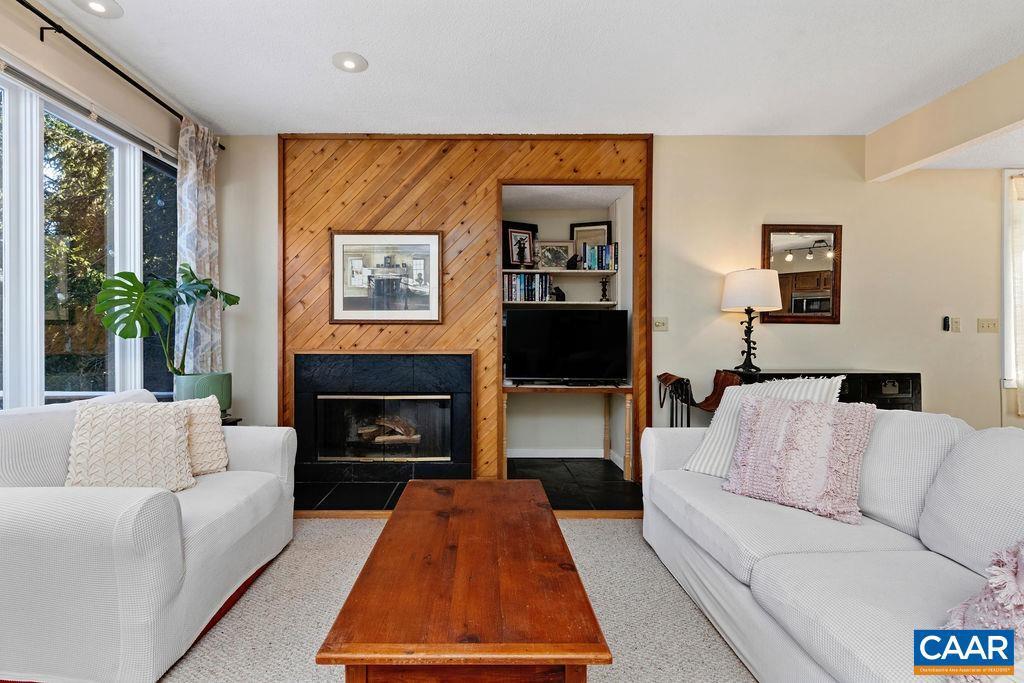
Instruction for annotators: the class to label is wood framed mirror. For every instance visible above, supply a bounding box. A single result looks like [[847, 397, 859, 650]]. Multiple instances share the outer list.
[[760, 224, 841, 324]]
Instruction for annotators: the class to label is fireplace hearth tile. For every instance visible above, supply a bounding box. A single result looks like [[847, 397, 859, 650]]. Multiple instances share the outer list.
[[317, 482, 399, 510]]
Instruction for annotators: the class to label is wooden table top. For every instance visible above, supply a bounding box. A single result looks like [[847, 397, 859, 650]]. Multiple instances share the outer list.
[[317, 480, 612, 667]]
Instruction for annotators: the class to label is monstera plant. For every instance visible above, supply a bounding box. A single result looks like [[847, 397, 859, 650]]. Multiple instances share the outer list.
[[95, 264, 239, 408]]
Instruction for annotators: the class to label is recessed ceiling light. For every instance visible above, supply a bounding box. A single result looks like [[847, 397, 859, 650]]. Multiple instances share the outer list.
[[73, 0, 124, 17], [332, 52, 368, 73]]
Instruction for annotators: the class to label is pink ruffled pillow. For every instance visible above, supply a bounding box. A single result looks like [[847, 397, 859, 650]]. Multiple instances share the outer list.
[[722, 395, 876, 524], [946, 540, 1024, 681]]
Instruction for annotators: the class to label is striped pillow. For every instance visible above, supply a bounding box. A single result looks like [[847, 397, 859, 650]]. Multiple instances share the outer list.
[[685, 377, 844, 478]]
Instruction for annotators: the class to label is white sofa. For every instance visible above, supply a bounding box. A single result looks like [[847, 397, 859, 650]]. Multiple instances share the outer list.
[[0, 390, 297, 683], [642, 410, 1024, 682]]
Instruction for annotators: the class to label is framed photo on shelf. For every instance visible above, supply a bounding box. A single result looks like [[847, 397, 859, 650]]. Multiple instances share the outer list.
[[570, 221, 612, 256], [501, 220, 538, 268], [330, 230, 442, 324], [536, 241, 574, 269]]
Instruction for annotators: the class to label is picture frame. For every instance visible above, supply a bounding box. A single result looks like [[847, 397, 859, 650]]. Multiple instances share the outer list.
[[330, 230, 443, 324], [501, 220, 538, 268], [536, 241, 574, 269], [569, 221, 612, 256], [507, 229, 535, 268]]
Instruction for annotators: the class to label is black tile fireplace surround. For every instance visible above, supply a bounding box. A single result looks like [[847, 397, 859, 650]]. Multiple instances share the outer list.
[[293, 354, 472, 507]]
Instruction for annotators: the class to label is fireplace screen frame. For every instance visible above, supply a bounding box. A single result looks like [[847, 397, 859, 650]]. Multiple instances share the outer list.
[[315, 393, 453, 463]]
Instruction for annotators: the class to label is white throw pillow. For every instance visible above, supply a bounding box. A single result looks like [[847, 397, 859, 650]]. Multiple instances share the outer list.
[[685, 376, 844, 478], [179, 396, 229, 475], [65, 402, 195, 492]]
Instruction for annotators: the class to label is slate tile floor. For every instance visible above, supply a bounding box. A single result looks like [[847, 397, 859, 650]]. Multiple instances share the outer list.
[[508, 458, 644, 511], [294, 458, 642, 511]]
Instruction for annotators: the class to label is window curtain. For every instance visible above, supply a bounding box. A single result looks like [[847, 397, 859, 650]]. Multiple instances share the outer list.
[[175, 116, 222, 373], [1010, 176, 1024, 415]]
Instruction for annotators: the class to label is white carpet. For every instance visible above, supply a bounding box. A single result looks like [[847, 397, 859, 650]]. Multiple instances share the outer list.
[[163, 518, 753, 682]]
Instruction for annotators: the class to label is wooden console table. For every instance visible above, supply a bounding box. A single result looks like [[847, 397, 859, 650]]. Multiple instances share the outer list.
[[501, 384, 635, 481]]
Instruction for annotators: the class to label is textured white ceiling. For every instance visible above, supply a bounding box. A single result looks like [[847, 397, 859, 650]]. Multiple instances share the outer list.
[[31, 0, 1024, 136], [924, 125, 1024, 169], [502, 185, 631, 211]]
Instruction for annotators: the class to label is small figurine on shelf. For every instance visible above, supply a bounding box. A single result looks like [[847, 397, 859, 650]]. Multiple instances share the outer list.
[[565, 254, 581, 270], [552, 286, 567, 302], [599, 276, 610, 302], [514, 236, 530, 270]]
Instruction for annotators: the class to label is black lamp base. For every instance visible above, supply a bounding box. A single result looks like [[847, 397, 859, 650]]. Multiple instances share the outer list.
[[733, 306, 761, 381]]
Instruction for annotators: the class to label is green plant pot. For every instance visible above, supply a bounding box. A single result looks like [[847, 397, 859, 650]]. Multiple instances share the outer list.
[[173, 372, 232, 414]]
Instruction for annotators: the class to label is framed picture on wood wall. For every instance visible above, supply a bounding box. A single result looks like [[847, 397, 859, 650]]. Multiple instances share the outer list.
[[330, 230, 443, 324]]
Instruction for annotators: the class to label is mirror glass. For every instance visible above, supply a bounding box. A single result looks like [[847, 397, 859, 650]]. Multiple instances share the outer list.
[[762, 225, 841, 324]]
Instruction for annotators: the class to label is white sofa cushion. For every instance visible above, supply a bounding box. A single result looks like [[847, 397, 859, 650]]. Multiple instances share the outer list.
[[858, 410, 972, 537], [919, 428, 1024, 575], [0, 390, 157, 487], [176, 470, 285, 567], [649, 469, 923, 585], [750, 551, 983, 683], [685, 377, 843, 478], [181, 396, 229, 475]]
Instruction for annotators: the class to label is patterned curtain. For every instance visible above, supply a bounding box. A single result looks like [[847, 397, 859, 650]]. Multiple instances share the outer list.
[[175, 116, 222, 374]]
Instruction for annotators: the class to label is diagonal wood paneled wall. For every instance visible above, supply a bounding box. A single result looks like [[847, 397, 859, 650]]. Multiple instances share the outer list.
[[279, 134, 652, 479]]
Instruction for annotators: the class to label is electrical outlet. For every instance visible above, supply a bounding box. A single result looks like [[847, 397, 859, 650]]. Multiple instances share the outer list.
[[949, 317, 961, 333], [653, 316, 669, 332], [977, 318, 1000, 333]]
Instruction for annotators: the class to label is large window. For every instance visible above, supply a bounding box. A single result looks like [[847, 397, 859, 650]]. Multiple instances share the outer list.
[[43, 112, 116, 395], [142, 154, 178, 394], [0, 73, 178, 409]]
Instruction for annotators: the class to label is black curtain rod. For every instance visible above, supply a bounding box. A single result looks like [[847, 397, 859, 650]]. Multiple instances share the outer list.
[[15, 0, 225, 151]]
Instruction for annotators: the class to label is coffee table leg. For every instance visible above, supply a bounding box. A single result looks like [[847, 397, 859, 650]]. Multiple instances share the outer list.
[[565, 665, 587, 682], [344, 664, 366, 682]]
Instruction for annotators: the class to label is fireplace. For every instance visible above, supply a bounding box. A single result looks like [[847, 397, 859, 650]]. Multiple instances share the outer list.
[[294, 354, 472, 484], [315, 394, 452, 462]]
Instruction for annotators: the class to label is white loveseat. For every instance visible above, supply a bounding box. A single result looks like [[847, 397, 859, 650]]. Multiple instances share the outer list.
[[642, 410, 1024, 682], [0, 390, 297, 683]]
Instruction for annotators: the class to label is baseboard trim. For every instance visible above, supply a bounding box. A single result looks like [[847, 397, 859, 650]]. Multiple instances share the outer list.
[[293, 509, 641, 519], [507, 448, 605, 459]]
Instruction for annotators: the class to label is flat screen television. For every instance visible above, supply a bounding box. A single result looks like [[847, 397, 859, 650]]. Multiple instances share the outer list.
[[504, 309, 628, 384]]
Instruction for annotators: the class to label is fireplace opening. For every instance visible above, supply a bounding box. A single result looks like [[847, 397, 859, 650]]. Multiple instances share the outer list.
[[315, 394, 452, 462]]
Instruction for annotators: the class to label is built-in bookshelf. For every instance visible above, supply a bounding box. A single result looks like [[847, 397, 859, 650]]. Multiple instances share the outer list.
[[502, 268, 619, 304]]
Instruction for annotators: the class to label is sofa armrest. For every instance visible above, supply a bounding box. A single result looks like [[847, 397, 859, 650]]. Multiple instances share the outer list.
[[640, 427, 707, 494], [0, 487, 184, 679], [224, 426, 297, 498]]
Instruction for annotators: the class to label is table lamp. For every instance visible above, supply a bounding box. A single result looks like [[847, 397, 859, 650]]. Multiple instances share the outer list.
[[721, 268, 782, 379]]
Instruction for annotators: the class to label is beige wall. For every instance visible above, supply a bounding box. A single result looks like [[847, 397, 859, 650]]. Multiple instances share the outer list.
[[217, 135, 1004, 430], [0, 2, 179, 149], [217, 136, 279, 425], [653, 136, 1003, 428]]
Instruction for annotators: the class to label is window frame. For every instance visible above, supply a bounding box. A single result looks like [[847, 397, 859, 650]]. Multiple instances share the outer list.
[[1004, 169, 1024, 390], [0, 72, 169, 409]]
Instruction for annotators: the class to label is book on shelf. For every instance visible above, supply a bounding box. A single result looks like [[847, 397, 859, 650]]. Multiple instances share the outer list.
[[503, 272, 551, 302], [578, 242, 619, 271]]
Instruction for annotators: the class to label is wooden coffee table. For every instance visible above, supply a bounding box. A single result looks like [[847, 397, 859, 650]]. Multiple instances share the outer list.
[[317, 480, 612, 682]]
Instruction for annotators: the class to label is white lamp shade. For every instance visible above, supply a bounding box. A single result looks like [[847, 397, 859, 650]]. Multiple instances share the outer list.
[[721, 268, 782, 312]]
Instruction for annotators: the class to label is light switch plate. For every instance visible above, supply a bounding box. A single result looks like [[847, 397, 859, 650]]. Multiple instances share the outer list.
[[949, 317, 961, 333], [653, 316, 669, 332], [977, 318, 1000, 333]]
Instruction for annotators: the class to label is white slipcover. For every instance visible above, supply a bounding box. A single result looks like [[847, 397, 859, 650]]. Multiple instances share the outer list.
[[918, 427, 1024, 575], [0, 394, 296, 683], [858, 410, 972, 537], [750, 551, 983, 683], [648, 468, 923, 585]]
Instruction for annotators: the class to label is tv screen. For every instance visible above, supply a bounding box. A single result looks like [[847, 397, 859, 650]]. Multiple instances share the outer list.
[[504, 309, 628, 383]]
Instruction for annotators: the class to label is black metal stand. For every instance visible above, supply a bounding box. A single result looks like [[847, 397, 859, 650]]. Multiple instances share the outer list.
[[733, 306, 761, 381], [657, 375, 693, 427]]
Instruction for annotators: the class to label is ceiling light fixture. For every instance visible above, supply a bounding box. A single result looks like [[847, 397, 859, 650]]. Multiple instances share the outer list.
[[784, 251, 794, 263], [806, 248, 814, 260], [332, 52, 368, 73], [72, 0, 124, 17]]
